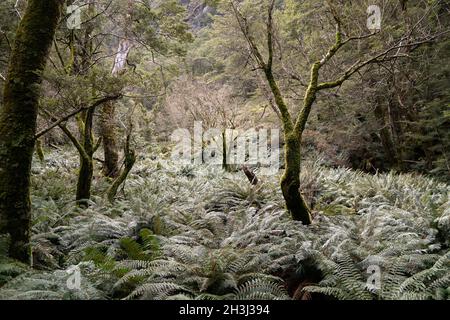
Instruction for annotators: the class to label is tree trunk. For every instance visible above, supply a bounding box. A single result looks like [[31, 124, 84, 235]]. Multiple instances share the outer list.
[[374, 102, 401, 170], [35, 139, 45, 163], [99, 5, 133, 178], [264, 68, 313, 225], [99, 101, 120, 177], [281, 133, 312, 224], [0, 0, 62, 263], [107, 133, 136, 203], [387, 98, 405, 171], [222, 130, 230, 171], [242, 165, 258, 185], [76, 108, 95, 203], [76, 156, 94, 203]]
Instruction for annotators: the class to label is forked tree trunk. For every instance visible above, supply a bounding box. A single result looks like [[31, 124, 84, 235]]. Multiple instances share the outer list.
[[374, 102, 401, 170], [232, 0, 432, 225], [0, 0, 62, 263], [265, 69, 313, 225], [59, 98, 119, 206]]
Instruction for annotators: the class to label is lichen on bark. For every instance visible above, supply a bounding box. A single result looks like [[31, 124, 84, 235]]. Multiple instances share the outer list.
[[0, 0, 63, 263]]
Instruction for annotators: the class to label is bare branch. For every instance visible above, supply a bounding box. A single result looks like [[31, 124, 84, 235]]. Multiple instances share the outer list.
[[317, 34, 446, 91], [35, 94, 122, 140], [39, 107, 89, 160], [266, 0, 275, 70], [230, 1, 266, 69], [14, 0, 22, 19], [230, 0, 294, 131]]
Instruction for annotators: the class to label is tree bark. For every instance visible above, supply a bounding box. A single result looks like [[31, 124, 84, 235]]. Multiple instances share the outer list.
[[222, 130, 230, 171], [281, 133, 312, 224], [0, 0, 62, 263], [99, 3, 133, 178], [242, 165, 258, 185], [265, 69, 313, 225], [107, 132, 136, 203], [374, 102, 400, 170], [76, 108, 95, 203], [99, 100, 120, 178]]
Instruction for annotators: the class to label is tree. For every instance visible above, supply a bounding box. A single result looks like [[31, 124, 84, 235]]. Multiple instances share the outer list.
[[53, 1, 113, 204], [33, 0, 192, 204], [0, 0, 20, 96], [98, 0, 193, 178], [164, 77, 249, 170], [99, 0, 134, 179], [0, 0, 63, 263], [229, 0, 444, 224], [41, 94, 122, 203]]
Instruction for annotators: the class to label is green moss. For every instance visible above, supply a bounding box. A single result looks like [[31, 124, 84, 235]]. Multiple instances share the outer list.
[[281, 132, 312, 224], [99, 102, 120, 178], [264, 69, 294, 133], [35, 139, 45, 163], [0, 0, 63, 263]]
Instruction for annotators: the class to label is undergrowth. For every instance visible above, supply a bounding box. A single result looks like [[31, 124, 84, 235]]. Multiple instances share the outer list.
[[0, 150, 448, 300]]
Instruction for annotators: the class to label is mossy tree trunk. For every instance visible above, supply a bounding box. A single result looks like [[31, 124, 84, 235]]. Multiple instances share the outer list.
[[99, 101, 120, 178], [58, 98, 119, 206], [0, 0, 62, 263], [231, 1, 314, 224], [280, 133, 312, 223], [232, 0, 417, 224], [264, 67, 313, 224], [60, 110, 97, 205], [61, 1, 97, 206], [40, 93, 121, 206], [99, 0, 133, 178], [76, 109, 95, 202], [374, 102, 401, 170]]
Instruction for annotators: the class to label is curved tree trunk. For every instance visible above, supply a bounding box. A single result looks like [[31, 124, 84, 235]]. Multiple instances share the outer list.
[[0, 0, 62, 263], [281, 133, 312, 224], [107, 132, 136, 203], [76, 108, 95, 203]]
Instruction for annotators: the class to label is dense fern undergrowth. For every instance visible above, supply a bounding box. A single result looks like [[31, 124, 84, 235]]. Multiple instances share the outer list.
[[0, 149, 448, 300]]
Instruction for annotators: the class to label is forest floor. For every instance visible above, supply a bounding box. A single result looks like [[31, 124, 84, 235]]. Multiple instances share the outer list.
[[0, 149, 448, 300]]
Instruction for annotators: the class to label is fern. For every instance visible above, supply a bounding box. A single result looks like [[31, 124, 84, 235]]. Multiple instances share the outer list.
[[1, 152, 448, 300]]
